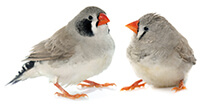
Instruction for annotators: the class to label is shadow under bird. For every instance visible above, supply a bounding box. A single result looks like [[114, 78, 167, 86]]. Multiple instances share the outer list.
[[7, 6, 115, 99], [121, 13, 196, 92]]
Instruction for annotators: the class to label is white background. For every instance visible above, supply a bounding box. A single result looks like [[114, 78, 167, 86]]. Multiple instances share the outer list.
[[0, 0, 209, 107]]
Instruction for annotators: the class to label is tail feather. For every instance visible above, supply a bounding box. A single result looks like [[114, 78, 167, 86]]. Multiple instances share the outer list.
[[7, 61, 35, 85]]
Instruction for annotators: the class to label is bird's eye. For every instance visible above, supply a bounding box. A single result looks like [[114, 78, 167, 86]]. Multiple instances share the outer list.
[[144, 27, 149, 31], [88, 15, 93, 21]]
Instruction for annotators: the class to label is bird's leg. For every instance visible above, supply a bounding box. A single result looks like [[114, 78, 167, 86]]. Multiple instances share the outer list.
[[54, 82, 87, 99], [121, 79, 146, 91], [78, 80, 116, 88], [171, 79, 186, 92]]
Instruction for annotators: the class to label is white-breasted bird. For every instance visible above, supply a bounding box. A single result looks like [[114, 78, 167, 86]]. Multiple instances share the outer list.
[[7, 6, 115, 99], [121, 13, 196, 92]]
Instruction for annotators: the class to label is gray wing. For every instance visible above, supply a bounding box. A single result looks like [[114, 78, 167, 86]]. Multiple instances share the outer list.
[[175, 36, 196, 65], [24, 26, 77, 61]]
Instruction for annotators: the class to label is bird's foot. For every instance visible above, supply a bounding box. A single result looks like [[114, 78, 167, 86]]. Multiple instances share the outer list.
[[55, 92, 87, 99], [78, 80, 116, 88], [121, 79, 146, 91], [54, 82, 87, 99], [171, 80, 186, 92]]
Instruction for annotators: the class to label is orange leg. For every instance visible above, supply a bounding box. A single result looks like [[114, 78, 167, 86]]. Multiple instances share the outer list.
[[77, 80, 116, 88], [121, 79, 146, 91], [54, 82, 87, 99], [171, 80, 186, 92]]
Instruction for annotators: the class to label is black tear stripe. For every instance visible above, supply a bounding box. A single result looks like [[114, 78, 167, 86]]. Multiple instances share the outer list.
[[139, 27, 149, 40], [96, 21, 99, 27], [7, 61, 35, 85], [76, 19, 94, 37], [139, 31, 147, 40]]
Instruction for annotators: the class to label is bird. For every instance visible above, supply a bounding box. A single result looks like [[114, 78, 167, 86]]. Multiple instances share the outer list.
[[7, 6, 116, 99], [121, 13, 196, 92]]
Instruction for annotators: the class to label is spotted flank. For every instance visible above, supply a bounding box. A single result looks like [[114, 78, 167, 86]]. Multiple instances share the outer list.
[[7, 61, 35, 85]]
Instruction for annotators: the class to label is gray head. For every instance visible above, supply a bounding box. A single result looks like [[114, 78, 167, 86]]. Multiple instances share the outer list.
[[126, 13, 180, 46], [67, 6, 110, 37]]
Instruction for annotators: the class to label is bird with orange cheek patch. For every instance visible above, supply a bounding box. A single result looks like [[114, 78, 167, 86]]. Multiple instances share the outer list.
[[121, 13, 196, 92]]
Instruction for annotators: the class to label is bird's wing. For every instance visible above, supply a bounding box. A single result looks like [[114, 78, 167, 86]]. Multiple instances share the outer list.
[[175, 36, 196, 65], [24, 26, 77, 61]]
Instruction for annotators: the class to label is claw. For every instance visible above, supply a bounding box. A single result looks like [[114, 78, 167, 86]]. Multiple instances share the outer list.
[[54, 82, 87, 99], [171, 80, 186, 92], [78, 80, 116, 88], [121, 79, 146, 91]]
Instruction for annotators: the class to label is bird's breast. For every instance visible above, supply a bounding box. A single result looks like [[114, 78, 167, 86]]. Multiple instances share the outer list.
[[36, 51, 113, 86]]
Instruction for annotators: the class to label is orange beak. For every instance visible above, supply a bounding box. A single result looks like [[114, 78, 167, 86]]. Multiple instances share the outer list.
[[97, 13, 110, 26], [126, 20, 139, 34]]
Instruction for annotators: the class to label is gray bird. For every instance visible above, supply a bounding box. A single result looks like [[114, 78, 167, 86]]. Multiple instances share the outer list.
[[7, 6, 115, 99], [121, 13, 196, 92]]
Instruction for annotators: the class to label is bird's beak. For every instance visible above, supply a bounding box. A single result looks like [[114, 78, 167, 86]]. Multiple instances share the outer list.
[[126, 20, 139, 34], [97, 13, 110, 26]]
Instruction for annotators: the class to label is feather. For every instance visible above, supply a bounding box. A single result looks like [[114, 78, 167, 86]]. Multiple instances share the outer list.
[[175, 36, 196, 65], [7, 61, 35, 85], [24, 26, 77, 61]]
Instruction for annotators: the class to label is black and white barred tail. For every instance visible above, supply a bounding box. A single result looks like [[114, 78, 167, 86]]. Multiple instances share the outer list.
[[7, 61, 35, 85]]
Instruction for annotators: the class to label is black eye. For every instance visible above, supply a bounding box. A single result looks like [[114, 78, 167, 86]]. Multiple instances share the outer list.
[[88, 16, 93, 20], [144, 27, 149, 31]]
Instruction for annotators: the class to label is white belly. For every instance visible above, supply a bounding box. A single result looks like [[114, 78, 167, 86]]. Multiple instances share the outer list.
[[130, 60, 190, 87], [34, 55, 112, 86]]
